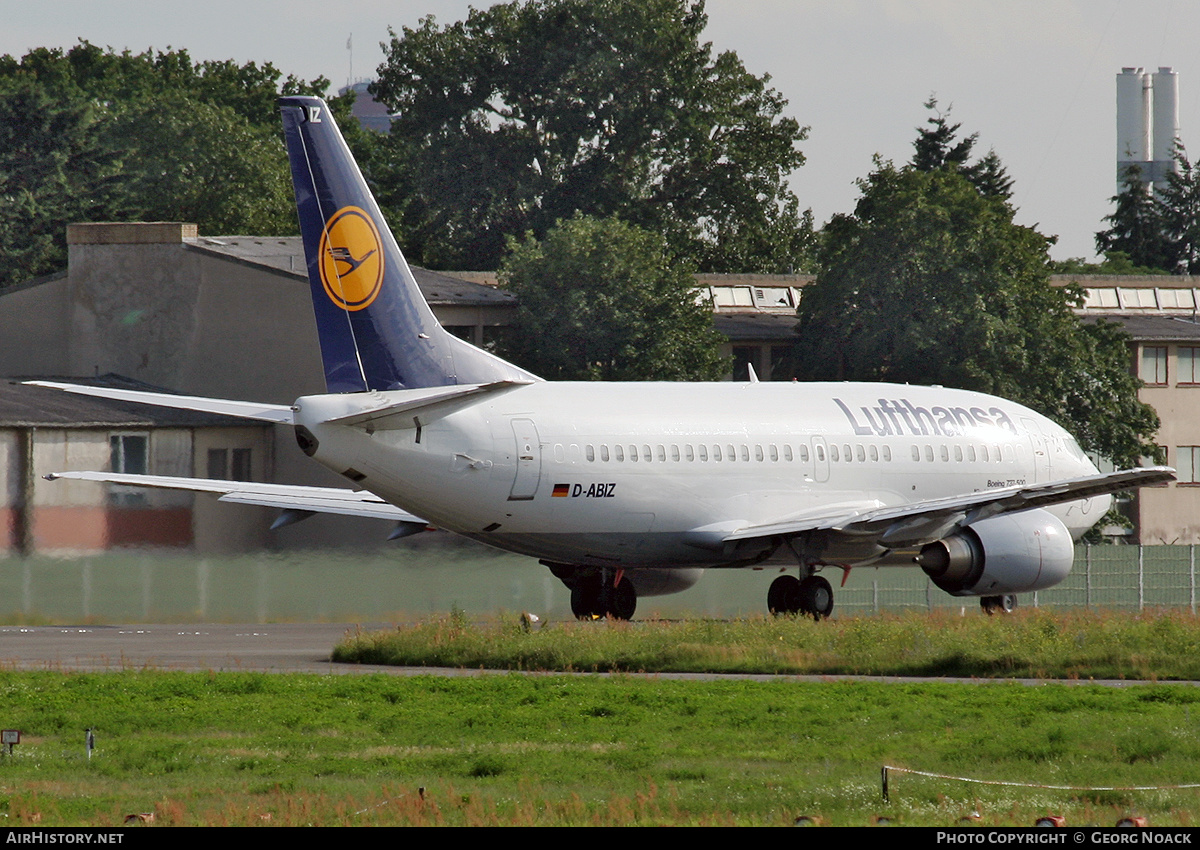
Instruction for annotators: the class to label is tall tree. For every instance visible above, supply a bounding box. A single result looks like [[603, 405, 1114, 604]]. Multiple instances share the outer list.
[[1095, 165, 1174, 272], [371, 0, 812, 272], [911, 97, 1013, 200], [499, 214, 727, 380], [792, 158, 1158, 468], [1157, 142, 1200, 274]]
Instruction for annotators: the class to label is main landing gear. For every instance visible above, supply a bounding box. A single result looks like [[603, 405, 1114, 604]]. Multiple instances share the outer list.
[[980, 594, 1017, 615], [570, 570, 637, 621], [768, 573, 834, 620]]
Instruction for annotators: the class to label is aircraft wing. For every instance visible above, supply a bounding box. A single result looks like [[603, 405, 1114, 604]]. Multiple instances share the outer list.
[[45, 471, 426, 524], [723, 466, 1175, 549]]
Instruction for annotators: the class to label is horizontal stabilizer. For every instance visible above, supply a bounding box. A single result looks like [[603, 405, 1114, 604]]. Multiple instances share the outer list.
[[323, 380, 533, 430], [25, 382, 294, 424], [45, 471, 425, 523]]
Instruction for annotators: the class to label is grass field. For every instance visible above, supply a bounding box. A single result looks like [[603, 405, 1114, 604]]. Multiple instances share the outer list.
[[1, 670, 1198, 827]]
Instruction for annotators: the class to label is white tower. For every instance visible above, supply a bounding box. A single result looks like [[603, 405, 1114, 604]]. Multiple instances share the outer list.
[[1117, 67, 1180, 193]]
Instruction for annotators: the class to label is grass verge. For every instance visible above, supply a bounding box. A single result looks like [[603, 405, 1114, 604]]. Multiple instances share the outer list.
[[334, 607, 1200, 680]]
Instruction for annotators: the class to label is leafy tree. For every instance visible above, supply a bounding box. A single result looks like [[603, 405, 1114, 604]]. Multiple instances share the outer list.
[[0, 75, 124, 287], [0, 41, 338, 288], [499, 214, 727, 380], [1050, 251, 1168, 276], [102, 96, 296, 235], [791, 158, 1159, 468], [371, 0, 812, 272], [1095, 165, 1174, 272]]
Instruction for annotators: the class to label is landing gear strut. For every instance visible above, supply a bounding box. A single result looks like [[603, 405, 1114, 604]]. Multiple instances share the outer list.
[[768, 574, 834, 620], [980, 594, 1017, 615], [570, 570, 636, 620]]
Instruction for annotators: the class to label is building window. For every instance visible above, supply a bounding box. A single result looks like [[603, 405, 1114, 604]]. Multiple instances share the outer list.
[[1141, 346, 1168, 385], [208, 447, 253, 481], [110, 433, 148, 505], [1180, 347, 1200, 385], [1177, 447, 1200, 484]]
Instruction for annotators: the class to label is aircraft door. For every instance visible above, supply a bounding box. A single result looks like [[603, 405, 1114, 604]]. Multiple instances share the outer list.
[[1021, 417, 1050, 483], [509, 418, 541, 500]]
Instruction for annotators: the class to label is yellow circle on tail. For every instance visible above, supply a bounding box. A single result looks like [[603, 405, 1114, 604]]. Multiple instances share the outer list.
[[318, 206, 385, 311]]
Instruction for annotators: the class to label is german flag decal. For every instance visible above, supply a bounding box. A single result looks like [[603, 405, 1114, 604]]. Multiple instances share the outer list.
[[552, 484, 570, 498]]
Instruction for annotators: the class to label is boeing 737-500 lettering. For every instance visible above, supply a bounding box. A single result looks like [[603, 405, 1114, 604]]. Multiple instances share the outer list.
[[32, 97, 1174, 620]]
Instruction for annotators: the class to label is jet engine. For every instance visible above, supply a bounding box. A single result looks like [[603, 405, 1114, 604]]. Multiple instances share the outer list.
[[916, 509, 1074, 597]]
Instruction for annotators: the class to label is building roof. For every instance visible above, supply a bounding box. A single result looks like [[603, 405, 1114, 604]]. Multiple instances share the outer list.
[[183, 236, 517, 307], [0, 375, 260, 429], [1085, 314, 1200, 342]]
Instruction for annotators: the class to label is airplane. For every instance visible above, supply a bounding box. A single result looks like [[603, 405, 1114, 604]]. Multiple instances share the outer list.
[[32, 96, 1174, 621]]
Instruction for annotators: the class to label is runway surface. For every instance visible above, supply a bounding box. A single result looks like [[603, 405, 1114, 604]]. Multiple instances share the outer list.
[[0, 623, 414, 675]]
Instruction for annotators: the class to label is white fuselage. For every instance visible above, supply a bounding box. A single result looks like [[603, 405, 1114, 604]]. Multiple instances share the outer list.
[[294, 381, 1106, 570]]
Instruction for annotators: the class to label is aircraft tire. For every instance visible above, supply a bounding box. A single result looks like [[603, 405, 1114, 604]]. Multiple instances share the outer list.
[[798, 575, 834, 620], [767, 575, 802, 616], [980, 594, 1017, 615], [570, 577, 604, 619], [608, 579, 637, 621]]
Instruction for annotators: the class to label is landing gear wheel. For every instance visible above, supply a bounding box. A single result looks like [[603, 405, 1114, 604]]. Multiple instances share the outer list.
[[798, 575, 834, 620], [608, 579, 637, 621], [571, 574, 636, 620], [980, 594, 1017, 615], [768, 575, 802, 615], [570, 576, 604, 619]]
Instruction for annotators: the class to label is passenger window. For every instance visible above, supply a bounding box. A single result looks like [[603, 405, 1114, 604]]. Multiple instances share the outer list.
[[815, 445, 824, 462], [586, 445, 595, 462], [882, 446, 891, 462], [643, 445, 652, 462], [783, 445, 793, 462], [601, 445, 610, 462], [831, 445, 840, 462], [755, 445, 764, 462], [924, 445, 934, 462], [856, 444, 865, 462], [769, 444, 779, 462], [670, 445, 679, 462], [740, 444, 749, 462], [911, 445, 920, 462], [869, 445, 878, 462], [843, 443, 851, 461], [954, 445, 963, 462], [699, 444, 709, 462], [629, 445, 638, 462], [615, 445, 624, 462], [714, 445, 723, 461], [801, 445, 811, 462], [940, 445, 949, 462], [684, 444, 693, 462]]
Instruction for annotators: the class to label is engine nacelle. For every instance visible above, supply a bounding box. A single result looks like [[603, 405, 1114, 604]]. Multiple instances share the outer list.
[[917, 509, 1074, 597]]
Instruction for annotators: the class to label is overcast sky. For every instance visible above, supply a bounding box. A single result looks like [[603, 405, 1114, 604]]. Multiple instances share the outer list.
[[5, 0, 1199, 261]]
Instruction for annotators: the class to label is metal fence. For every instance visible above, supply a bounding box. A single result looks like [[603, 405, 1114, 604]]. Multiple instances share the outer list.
[[833, 545, 1200, 615], [1, 544, 1198, 622]]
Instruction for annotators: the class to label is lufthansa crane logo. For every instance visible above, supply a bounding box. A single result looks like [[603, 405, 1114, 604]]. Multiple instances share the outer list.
[[318, 206, 385, 311]]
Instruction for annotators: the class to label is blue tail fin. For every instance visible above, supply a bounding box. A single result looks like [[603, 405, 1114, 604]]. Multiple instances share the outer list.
[[279, 96, 538, 392]]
